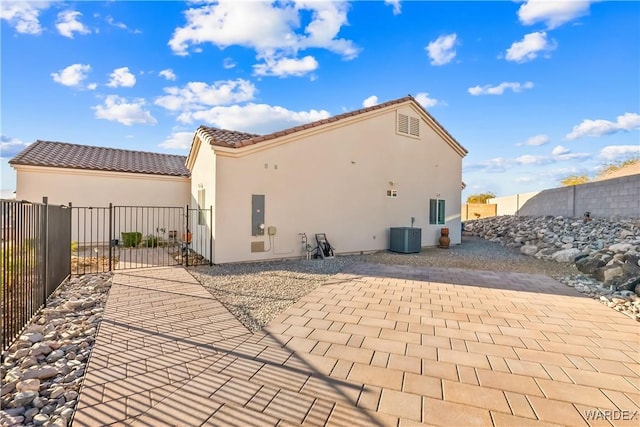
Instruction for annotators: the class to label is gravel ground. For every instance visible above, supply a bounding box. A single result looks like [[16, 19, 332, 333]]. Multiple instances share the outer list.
[[189, 235, 579, 331]]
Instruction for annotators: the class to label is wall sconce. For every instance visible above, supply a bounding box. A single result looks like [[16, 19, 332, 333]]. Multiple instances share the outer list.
[[197, 183, 204, 189], [389, 181, 396, 186], [436, 192, 441, 198]]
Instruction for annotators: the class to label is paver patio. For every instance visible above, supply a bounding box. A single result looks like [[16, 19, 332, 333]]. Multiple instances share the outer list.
[[73, 264, 640, 426]]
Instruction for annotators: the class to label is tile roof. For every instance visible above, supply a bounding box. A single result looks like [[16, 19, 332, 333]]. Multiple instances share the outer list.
[[9, 140, 190, 177], [197, 95, 467, 155]]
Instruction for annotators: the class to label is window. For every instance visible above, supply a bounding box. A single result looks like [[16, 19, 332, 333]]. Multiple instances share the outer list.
[[387, 189, 397, 198], [197, 188, 206, 225], [397, 113, 420, 137], [429, 199, 445, 224]]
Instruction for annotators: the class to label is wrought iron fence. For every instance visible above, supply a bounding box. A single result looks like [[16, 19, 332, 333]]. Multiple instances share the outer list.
[[71, 205, 212, 272], [1, 198, 71, 351]]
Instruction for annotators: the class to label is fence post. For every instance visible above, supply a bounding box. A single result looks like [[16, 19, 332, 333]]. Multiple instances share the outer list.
[[209, 205, 213, 266], [185, 204, 189, 267], [108, 203, 113, 272], [42, 197, 49, 308]]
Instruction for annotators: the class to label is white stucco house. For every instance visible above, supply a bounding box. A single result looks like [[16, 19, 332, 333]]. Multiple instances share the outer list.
[[10, 95, 467, 264]]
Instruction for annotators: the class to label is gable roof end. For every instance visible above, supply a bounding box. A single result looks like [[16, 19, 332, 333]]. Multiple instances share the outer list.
[[9, 140, 190, 177], [197, 95, 467, 156]]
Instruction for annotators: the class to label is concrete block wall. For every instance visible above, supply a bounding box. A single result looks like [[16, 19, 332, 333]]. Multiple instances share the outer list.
[[574, 174, 640, 219], [489, 174, 639, 219]]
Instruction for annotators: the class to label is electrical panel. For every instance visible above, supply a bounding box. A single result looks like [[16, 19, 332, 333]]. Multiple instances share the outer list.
[[252, 195, 265, 236]]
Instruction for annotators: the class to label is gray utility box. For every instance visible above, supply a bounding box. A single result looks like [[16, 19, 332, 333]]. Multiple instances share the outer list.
[[389, 227, 422, 253]]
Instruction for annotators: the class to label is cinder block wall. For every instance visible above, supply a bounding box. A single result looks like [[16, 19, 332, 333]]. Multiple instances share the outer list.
[[516, 174, 640, 219]]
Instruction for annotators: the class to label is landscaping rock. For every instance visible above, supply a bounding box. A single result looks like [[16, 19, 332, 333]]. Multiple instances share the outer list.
[[0, 272, 113, 427], [551, 248, 581, 263], [465, 215, 640, 321]]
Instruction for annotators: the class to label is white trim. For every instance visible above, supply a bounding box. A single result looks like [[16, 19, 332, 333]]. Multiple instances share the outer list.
[[11, 164, 190, 183]]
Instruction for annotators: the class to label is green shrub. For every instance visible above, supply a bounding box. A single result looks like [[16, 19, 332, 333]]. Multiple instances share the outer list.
[[121, 232, 142, 248], [145, 235, 160, 247]]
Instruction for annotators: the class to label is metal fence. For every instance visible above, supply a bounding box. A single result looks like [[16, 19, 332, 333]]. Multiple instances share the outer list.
[[1, 198, 71, 351], [71, 205, 212, 273]]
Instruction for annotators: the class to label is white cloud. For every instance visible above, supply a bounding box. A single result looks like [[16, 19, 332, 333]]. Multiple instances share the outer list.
[[223, 57, 237, 69], [599, 145, 640, 160], [0, 1, 51, 35], [468, 81, 534, 96], [0, 136, 30, 159], [168, 1, 360, 75], [159, 69, 177, 81], [253, 55, 319, 77], [517, 134, 549, 146], [505, 31, 556, 63], [516, 154, 552, 166], [566, 113, 640, 140], [107, 67, 136, 88], [56, 10, 90, 38], [51, 64, 96, 89], [159, 131, 193, 150], [551, 145, 569, 156], [362, 95, 378, 108], [464, 157, 509, 173], [518, 0, 593, 29], [414, 92, 440, 108], [155, 79, 256, 112], [385, 0, 401, 15], [105, 15, 142, 34], [177, 103, 331, 135], [426, 33, 457, 66], [93, 95, 157, 126]]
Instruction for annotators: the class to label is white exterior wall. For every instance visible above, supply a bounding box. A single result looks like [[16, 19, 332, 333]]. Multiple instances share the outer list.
[[188, 140, 217, 261], [14, 166, 190, 207], [211, 105, 463, 264]]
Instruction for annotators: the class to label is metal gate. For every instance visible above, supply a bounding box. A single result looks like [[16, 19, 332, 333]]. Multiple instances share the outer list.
[[71, 205, 212, 274]]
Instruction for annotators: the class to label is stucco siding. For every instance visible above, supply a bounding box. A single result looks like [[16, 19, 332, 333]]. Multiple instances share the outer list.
[[14, 166, 190, 207], [189, 140, 217, 260], [213, 107, 463, 263]]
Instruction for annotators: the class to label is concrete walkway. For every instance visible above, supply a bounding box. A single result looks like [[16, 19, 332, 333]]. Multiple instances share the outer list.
[[73, 264, 640, 426]]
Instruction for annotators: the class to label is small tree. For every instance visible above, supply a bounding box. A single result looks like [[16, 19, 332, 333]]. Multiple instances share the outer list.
[[597, 156, 639, 179], [466, 192, 496, 204], [560, 175, 589, 186]]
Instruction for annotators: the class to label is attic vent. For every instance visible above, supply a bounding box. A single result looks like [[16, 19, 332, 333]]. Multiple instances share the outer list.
[[397, 113, 419, 137], [409, 117, 419, 136], [398, 114, 409, 134]]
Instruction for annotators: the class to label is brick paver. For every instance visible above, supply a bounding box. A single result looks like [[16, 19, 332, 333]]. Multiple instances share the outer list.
[[74, 263, 640, 426]]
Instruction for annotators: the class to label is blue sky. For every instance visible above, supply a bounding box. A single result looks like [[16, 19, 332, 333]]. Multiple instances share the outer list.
[[1, 0, 639, 200]]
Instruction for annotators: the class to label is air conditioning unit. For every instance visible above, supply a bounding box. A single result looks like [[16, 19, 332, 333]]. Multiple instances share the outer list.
[[389, 227, 422, 253]]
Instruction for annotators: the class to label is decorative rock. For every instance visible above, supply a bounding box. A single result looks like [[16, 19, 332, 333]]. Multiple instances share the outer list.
[[11, 390, 38, 407], [520, 245, 538, 256], [0, 272, 113, 427], [23, 366, 58, 380], [33, 413, 50, 425], [552, 248, 582, 263], [16, 379, 40, 393], [20, 356, 39, 369], [595, 265, 624, 284], [609, 243, 634, 253], [50, 387, 65, 399], [46, 350, 65, 363], [31, 343, 52, 357], [23, 333, 44, 343], [576, 257, 605, 275]]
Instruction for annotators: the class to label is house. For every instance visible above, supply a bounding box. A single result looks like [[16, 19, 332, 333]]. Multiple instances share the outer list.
[[9, 141, 190, 207], [10, 141, 191, 245], [10, 95, 467, 264], [187, 95, 467, 263]]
